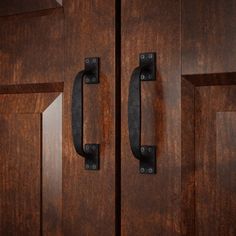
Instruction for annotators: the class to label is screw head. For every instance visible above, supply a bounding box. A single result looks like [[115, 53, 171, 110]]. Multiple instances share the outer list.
[[148, 54, 153, 59], [85, 145, 90, 151], [140, 54, 145, 60], [140, 168, 145, 173], [85, 164, 90, 169], [85, 59, 90, 64], [141, 147, 145, 153], [92, 164, 97, 170], [92, 58, 97, 63], [148, 168, 153, 173], [85, 77, 90, 83], [141, 74, 145, 80]]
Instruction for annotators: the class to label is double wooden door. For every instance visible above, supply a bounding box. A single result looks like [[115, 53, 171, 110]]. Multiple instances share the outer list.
[[0, 0, 235, 235]]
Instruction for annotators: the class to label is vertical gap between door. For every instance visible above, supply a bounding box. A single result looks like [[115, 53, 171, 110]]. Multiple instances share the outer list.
[[115, 0, 121, 235]]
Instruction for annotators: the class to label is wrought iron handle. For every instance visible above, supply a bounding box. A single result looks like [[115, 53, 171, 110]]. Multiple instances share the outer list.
[[72, 57, 100, 170], [128, 52, 157, 174]]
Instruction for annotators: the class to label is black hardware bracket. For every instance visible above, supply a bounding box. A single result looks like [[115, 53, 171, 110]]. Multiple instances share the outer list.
[[72, 57, 100, 171], [128, 52, 157, 174]]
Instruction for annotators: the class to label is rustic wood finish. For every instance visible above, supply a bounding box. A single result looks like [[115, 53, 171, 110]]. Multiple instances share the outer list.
[[0, 8, 64, 85], [63, 0, 117, 235], [121, 0, 181, 235], [0, 92, 62, 235], [182, 78, 236, 236], [182, 0, 236, 74], [1, 0, 236, 235], [0, 114, 41, 235], [195, 86, 236, 236]]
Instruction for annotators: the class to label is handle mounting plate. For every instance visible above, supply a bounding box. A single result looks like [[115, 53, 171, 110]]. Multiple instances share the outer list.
[[140, 145, 156, 174], [139, 52, 156, 81], [84, 57, 99, 84], [84, 144, 100, 170]]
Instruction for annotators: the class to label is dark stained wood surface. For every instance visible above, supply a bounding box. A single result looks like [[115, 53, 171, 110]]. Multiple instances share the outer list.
[[0, 0, 61, 16], [182, 82, 236, 236], [63, 0, 117, 235], [0, 7, 64, 85], [0, 114, 41, 235], [216, 112, 236, 236], [182, 0, 236, 74], [181, 78, 195, 236], [121, 0, 181, 235], [0, 92, 62, 235], [194, 86, 236, 236]]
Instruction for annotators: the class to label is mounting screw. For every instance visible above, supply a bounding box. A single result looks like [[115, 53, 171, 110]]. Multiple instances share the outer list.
[[141, 74, 145, 80], [141, 147, 145, 153], [140, 168, 145, 173], [85, 145, 90, 151], [92, 164, 97, 170], [85, 77, 90, 83], [85, 164, 90, 169], [92, 58, 97, 63], [85, 59, 90, 64], [148, 168, 153, 174], [148, 54, 153, 59], [140, 54, 145, 60]]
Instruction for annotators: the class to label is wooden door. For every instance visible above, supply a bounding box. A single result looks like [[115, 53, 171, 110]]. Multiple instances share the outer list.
[[0, 0, 117, 235], [182, 0, 236, 236], [121, 0, 236, 236], [121, 0, 181, 235]]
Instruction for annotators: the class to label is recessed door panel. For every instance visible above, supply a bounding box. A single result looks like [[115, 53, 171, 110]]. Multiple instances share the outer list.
[[182, 77, 236, 236], [0, 91, 62, 235]]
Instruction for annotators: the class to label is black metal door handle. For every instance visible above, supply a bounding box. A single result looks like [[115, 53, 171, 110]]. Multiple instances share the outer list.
[[128, 52, 156, 174], [72, 57, 100, 170]]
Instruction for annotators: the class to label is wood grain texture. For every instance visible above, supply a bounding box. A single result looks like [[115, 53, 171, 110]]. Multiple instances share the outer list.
[[216, 112, 236, 236], [63, 0, 116, 235], [182, 81, 236, 235], [181, 78, 195, 236], [0, 8, 64, 85], [182, 0, 236, 74], [121, 0, 181, 235], [0, 114, 41, 235], [0, 92, 62, 235], [0, 0, 61, 16], [194, 86, 236, 236]]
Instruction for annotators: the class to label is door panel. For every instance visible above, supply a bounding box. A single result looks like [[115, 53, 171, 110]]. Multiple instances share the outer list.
[[182, 78, 236, 236], [0, 92, 62, 235], [63, 0, 117, 235], [182, 0, 236, 74], [1, 0, 117, 234], [216, 112, 236, 236], [0, 8, 64, 85], [195, 86, 236, 236], [121, 0, 181, 235], [0, 114, 41, 235]]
